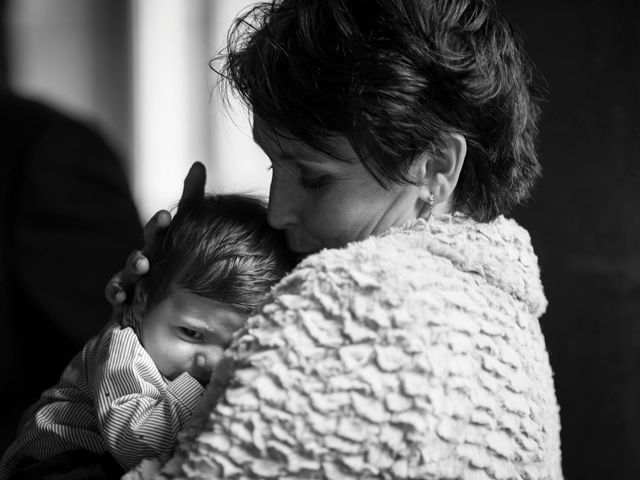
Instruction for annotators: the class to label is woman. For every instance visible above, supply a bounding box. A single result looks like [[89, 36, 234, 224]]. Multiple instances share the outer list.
[[113, 0, 563, 478]]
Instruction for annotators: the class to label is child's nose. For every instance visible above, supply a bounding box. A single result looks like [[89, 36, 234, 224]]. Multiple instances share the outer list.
[[192, 348, 224, 383]]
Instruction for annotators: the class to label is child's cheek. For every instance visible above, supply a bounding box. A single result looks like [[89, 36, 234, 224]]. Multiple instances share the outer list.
[[153, 340, 192, 381]]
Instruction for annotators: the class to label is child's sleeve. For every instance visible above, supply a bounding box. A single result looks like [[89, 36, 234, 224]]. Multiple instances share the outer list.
[[90, 327, 204, 470]]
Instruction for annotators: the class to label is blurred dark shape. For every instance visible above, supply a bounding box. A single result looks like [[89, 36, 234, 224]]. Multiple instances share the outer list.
[[0, 0, 7, 87], [12, 450, 124, 480], [504, 0, 640, 478], [0, 92, 143, 452]]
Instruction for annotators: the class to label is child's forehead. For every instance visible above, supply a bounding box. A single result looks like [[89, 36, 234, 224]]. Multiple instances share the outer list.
[[167, 289, 247, 329]]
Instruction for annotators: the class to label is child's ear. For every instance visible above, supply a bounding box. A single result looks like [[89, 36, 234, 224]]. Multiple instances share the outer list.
[[131, 283, 148, 316]]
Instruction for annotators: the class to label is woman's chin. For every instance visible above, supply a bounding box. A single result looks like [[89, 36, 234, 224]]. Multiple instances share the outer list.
[[285, 233, 323, 256]]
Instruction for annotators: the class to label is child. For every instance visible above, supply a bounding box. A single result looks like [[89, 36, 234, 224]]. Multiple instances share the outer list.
[[0, 194, 295, 478]]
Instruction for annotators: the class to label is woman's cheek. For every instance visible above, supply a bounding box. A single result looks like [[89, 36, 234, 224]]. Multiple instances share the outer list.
[[309, 199, 346, 243]]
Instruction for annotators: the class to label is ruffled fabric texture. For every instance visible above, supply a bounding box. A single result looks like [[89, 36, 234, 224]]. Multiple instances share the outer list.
[[126, 213, 563, 480]]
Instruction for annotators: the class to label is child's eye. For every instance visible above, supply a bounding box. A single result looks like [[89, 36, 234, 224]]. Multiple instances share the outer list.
[[179, 327, 204, 341]]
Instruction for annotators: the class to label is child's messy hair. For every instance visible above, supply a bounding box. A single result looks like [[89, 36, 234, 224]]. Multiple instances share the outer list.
[[140, 194, 295, 314]]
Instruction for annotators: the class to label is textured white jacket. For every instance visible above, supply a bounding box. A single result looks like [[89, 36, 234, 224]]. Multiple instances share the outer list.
[[127, 213, 563, 480]]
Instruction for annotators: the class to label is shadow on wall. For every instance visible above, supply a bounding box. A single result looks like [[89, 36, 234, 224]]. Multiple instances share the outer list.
[[505, 0, 640, 478], [0, 92, 144, 453], [0, 0, 143, 452], [0, 92, 142, 451], [0, 0, 7, 84]]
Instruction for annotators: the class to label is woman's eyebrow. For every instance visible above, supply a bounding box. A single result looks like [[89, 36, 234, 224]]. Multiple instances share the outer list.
[[271, 152, 323, 176]]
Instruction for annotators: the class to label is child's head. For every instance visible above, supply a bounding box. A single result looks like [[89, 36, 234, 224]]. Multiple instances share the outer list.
[[131, 194, 295, 383]]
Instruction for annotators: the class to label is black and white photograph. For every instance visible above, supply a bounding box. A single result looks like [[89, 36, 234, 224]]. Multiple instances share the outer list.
[[1, 1, 638, 479]]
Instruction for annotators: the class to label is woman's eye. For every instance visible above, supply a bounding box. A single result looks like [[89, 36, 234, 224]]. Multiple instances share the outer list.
[[297, 175, 329, 191], [179, 327, 203, 340]]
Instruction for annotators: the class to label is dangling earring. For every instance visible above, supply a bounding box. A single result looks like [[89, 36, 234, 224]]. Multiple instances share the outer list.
[[425, 192, 435, 220], [427, 192, 435, 209], [419, 191, 435, 221]]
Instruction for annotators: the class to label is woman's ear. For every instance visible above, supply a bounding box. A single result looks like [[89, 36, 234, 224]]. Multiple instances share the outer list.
[[412, 133, 467, 208]]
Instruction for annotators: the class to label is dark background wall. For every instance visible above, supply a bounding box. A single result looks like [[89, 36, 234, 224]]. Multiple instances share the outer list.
[[503, 1, 640, 478], [0, 0, 143, 453], [0, 0, 6, 85]]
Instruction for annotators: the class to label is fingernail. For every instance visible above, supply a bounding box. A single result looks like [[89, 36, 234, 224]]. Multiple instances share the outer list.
[[133, 256, 147, 273], [111, 285, 125, 303], [195, 354, 207, 368]]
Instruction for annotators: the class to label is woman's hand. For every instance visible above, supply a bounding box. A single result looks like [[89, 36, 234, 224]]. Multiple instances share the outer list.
[[104, 162, 206, 310]]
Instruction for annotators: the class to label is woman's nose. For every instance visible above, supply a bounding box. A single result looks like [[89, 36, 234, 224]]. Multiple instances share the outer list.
[[267, 169, 300, 230]]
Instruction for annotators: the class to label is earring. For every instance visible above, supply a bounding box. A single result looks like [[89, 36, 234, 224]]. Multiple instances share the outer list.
[[423, 192, 435, 220], [426, 193, 435, 209]]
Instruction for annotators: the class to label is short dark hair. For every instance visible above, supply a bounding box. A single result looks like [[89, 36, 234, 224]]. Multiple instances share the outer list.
[[218, 0, 542, 221], [141, 194, 295, 314]]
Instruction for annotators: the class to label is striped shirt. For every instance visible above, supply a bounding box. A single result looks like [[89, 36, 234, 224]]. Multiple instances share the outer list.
[[0, 320, 204, 477]]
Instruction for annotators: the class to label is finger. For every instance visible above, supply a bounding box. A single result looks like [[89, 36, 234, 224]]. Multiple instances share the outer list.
[[210, 356, 236, 389], [177, 162, 206, 212], [104, 249, 148, 305], [105, 277, 127, 305], [126, 249, 150, 276], [195, 353, 207, 368], [142, 210, 172, 255]]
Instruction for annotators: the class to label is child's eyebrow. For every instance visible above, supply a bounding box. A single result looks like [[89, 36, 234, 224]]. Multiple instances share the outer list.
[[200, 324, 234, 336], [181, 320, 218, 334], [181, 314, 244, 334], [180, 321, 229, 346]]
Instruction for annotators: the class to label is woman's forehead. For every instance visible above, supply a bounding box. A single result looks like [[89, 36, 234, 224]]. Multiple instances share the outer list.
[[252, 118, 358, 166], [252, 118, 310, 153]]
